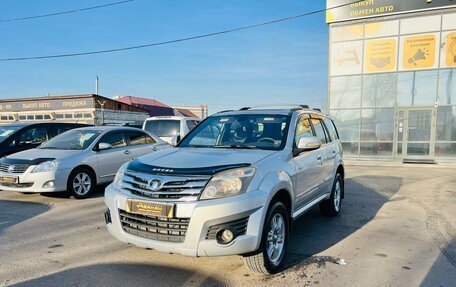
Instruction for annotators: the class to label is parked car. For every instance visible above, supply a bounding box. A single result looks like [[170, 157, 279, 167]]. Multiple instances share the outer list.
[[0, 122, 88, 158], [105, 107, 344, 274], [142, 116, 201, 144], [0, 126, 170, 198]]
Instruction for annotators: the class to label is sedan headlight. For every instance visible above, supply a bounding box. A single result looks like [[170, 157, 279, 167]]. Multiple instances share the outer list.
[[32, 160, 61, 173], [200, 167, 256, 200], [113, 163, 127, 190]]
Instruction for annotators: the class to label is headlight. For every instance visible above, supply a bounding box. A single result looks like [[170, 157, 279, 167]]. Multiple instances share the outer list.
[[200, 167, 256, 200], [113, 163, 127, 190], [32, 160, 61, 173]]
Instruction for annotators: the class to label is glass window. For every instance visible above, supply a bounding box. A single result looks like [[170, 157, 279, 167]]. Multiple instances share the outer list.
[[311, 118, 328, 144], [144, 120, 180, 137], [0, 116, 7, 121], [56, 114, 64, 119], [436, 107, 456, 141], [19, 115, 26, 120], [435, 143, 456, 157], [397, 71, 438, 106], [35, 115, 44, 120], [145, 134, 156, 144], [99, 132, 126, 148], [363, 74, 396, 107], [295, 116, 313, 145], [324, 118, 339, 141], [330, 76, 362, 109], [126, 131, 155, 146], [44, 115, 51, 120], [361, 109, 394, 141], [64, 114, 73, 119], [15, 127, 48, 146], [84, 113, 92, 118], [186, 120, 198, 131], [438, 69, 456, 105], [0, 125, 21, 143], [40, 129, 102, 150], [26, 115, 34, 120], [330, 109, 360, 142]]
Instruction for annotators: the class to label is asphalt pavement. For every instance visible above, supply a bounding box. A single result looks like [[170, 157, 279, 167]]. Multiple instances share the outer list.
[[1, 165, 455, 287]]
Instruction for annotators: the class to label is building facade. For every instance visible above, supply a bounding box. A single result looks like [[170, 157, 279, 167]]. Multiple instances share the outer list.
[[327, 0, 456, 162], [0, 94, 149, 126]]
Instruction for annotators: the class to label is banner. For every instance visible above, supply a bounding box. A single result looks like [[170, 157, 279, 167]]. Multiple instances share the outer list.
[[327, 0, 456, 23], [402, 34, 437, 70], [445, 32, 456, 67]]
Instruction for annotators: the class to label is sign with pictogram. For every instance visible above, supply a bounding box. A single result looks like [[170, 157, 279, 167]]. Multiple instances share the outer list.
[[402, 34, 437, 70], [365, 38, 397, 73], [445, 32, 456, 67]]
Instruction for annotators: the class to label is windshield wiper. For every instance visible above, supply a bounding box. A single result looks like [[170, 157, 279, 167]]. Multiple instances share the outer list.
[[211, 144, 257, 149]]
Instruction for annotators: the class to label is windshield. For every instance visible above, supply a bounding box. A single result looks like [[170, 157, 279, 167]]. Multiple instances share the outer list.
[[40, 129, 102, 150], [178, 114, 290, 150], [144, 120, 180, 137], [0, 126, 21, 143]]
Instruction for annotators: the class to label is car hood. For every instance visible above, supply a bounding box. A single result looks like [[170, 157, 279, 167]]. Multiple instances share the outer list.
[[4, 148, 82, 162], [133, 147, 277, 170]]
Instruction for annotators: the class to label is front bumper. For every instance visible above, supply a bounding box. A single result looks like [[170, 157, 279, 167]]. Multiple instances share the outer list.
[[104, 184, 268, 257], [0, 167, 70, 193]]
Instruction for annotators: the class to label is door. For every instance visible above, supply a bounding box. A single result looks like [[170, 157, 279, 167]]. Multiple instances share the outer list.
[[292, 115, 325, 209], [125, 130, 159, 158], [310, 116, 334, 192], [396, 108, 435, 158], [96, 131, 132, 181]]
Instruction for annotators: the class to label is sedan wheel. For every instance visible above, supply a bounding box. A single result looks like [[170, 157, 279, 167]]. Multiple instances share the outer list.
[[73, 172, 92, 196], [67, 168, 95, 199]]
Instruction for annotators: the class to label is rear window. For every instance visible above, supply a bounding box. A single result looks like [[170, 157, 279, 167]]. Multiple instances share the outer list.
[[144, 120, 180, 137]]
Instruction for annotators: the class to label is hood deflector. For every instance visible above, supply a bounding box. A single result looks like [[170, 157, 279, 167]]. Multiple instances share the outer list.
[[127, 160, 251, 176]]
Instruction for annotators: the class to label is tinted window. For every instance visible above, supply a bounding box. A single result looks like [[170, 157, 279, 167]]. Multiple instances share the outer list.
[[13, 126, 48, 146], [324, 118, 339, 142], [0, 126, 21, 144], [311, 118, 328, 144], [295, 116, 314, 145], [127, 131, 156, 146], [144, 120, 180, 137], [99, 132, 126, 148]]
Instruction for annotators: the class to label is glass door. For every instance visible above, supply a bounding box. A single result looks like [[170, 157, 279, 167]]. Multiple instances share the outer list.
[[396, 108, 436, 159]]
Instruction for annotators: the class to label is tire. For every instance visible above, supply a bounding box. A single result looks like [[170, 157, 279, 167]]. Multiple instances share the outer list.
[[67, 167, 96, 199], [244, 201, 290, 274], [319, 173, 343, 217]]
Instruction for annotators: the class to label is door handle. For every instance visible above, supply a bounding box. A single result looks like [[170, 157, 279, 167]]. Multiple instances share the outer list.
[[332, 150, 336, 154], [317, 155, 322, 161], [124, 150, 131, 155]]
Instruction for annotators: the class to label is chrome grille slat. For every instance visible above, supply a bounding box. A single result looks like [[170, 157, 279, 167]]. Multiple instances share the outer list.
[[0, 163, 30, 174], [119, 209, 190, 243], [122, 170, 210, 201]]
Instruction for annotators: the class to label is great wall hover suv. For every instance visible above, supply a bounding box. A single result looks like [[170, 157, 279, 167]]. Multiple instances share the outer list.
[[105, 106, 344, 274]]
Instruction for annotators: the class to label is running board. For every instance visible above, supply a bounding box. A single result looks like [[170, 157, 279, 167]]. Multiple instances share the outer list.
[[403, 159, 436, 164], [292, 194, 329, 219]]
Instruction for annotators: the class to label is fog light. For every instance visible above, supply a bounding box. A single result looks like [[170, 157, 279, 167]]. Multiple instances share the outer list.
[[42, 180, 55, 188], [216, 229, 235, 244], [104, 209, 111, 224]]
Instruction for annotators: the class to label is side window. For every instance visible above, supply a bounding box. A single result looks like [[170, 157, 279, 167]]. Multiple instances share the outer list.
[[12, 126, 48, 146], [310, 118, 328, 144], [99, 132, 126, 148], [295, 116, 314, 145], [324, 118, 339, 142], [186, 120, 198, 131], [55, 125, 73, 136], [126, 131, 156, 146], [189, 125, 221, 146]]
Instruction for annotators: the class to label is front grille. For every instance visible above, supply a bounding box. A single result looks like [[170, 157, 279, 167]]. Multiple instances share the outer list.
[[119, 209, 190, 243], [0, 182, 33, 188], [121, 171, 210, 202], [0, 163, 30, 174], [205, 217, 249, 240]]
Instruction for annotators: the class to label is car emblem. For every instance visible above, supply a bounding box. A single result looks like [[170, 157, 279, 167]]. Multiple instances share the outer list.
[[148, 179, 162, 191], [7, 165, 15, 173]]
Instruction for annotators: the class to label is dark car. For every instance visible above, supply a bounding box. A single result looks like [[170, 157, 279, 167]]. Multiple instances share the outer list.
[[0, 122, 89, 158]]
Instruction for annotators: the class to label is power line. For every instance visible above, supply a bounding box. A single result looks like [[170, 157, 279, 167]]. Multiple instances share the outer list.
[[0, 0, 134, 23], [0, 0, 362, 62]]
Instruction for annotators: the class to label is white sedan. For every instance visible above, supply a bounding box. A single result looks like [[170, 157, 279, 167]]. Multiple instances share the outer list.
[[0, 126, 170, 199]]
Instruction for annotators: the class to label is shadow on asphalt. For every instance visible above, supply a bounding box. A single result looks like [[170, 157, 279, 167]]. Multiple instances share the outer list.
[[0, 200, 50, 235], [39, 183, 109, 199], [9, 263, 224, 287], [285, 175, 403, 271]]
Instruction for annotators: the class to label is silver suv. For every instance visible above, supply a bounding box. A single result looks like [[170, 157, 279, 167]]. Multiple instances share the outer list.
[[105, 107, 344, 274]]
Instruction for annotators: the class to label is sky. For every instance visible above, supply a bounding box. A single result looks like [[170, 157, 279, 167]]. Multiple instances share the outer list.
[[0, 0, 330, 114]]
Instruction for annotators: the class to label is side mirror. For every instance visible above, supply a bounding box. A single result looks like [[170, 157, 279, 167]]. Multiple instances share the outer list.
[[171, 135, 180, 146], [98, 142, 112, 151], [293, 137, 322, 156]]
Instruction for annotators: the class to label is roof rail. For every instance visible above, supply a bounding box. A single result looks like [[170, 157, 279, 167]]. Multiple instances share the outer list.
[[313, 108, 321, 112], [299, 105, 310, 109], [239, 107, 250, 111], [216, 110, 234, 114]]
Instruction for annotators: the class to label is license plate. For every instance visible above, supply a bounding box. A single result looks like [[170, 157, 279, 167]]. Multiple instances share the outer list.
[[0, 176, 18, 184], [126, 199, 174, 218]]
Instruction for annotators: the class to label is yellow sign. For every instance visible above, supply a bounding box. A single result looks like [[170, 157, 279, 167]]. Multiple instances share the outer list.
[[403, 34, 436, 70], [446, 32, 456, 67], [365, 38, 397, 72]]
